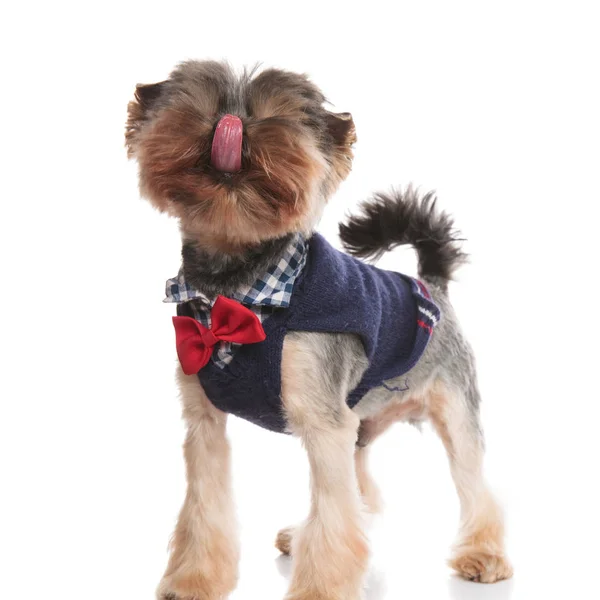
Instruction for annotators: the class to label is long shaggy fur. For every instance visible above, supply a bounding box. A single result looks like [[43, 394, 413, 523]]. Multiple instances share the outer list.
[[339, 188, 468, 282]]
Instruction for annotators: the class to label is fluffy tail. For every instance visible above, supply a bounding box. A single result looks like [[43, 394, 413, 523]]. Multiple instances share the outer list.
[[339, 188, 467, 283]]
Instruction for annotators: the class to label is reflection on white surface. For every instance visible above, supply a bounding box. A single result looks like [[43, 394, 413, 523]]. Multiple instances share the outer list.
[[274, 551, 518, 600], [275, 554, 293, 579], [448, 576, 514, 600], [276, 554, 388, 600], [363, 567, 388, 600]]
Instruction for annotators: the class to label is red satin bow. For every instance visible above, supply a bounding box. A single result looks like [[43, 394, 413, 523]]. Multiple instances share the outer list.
[[172, 296, 266, 375]]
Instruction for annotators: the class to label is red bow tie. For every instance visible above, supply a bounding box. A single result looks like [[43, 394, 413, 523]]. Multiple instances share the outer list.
[[172, 296, 266, 375]]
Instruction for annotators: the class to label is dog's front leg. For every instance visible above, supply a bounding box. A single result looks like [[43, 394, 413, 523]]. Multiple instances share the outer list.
[[281, 334, 369, 600], [157, 368, 239, 600]]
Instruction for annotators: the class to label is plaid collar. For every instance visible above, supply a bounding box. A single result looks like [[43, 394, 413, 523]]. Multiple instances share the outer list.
[[164, 233, 308, 309]]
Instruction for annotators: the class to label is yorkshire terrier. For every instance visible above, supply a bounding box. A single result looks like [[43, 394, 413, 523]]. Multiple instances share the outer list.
[[126, 60, 512, 600]]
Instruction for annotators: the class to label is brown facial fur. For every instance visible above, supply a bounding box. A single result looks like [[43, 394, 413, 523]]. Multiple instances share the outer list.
[[126, 61, 356, 251]]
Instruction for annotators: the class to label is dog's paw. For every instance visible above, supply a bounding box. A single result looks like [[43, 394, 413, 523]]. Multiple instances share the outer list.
[[275, 526, 296, 555], [449, 550, 513, 583], [157, 570, 236, 600]]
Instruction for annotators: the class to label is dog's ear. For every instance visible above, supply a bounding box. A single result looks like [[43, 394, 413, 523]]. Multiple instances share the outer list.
[[125, 81, 167, 157], [134, 82, 166, 109], [325, 111, 357, 147]]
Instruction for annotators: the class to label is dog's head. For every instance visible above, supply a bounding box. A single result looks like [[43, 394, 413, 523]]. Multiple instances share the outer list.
[[126, 61, 356, 251]]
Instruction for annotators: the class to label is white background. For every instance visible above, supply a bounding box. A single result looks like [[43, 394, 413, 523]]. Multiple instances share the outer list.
[[1, 1, 599, 598]]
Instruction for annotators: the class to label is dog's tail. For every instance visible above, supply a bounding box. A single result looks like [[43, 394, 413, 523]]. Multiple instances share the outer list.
[[339, 188, 467, 285]]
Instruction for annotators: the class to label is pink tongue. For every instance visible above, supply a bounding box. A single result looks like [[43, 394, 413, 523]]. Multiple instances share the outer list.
[[211, 114, 243, 172]]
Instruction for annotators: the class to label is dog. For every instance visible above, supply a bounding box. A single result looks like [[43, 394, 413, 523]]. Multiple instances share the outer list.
[[126, 60, 512, 600]]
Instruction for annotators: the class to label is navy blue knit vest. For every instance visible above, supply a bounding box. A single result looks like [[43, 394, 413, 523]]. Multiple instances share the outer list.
[[177, 234, 440, 433]]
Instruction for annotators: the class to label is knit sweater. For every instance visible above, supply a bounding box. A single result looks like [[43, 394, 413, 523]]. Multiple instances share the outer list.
[[175, 234, 440, 432]]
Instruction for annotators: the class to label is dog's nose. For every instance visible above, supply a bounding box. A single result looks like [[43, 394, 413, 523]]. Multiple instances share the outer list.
[[211, 114, 243, 173]]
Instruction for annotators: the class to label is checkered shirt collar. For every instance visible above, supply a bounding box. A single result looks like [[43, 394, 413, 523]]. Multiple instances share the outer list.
[[164, 234, 308, 307]]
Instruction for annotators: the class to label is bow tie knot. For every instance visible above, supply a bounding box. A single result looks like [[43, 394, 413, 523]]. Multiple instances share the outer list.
[[172, 296, 266, 375], [199, 328, 218, 348]]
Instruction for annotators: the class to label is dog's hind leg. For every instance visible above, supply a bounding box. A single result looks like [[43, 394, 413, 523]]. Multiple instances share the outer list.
[[280, 332, 369, 600], [157, 368, 239, 600], [276, 443, 380, 557], [353, 397, 427, 516], [428, 379, 513, 583]]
